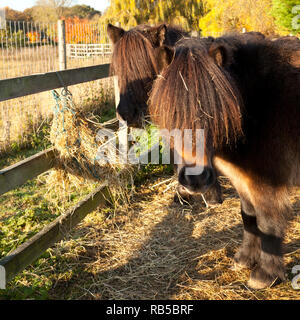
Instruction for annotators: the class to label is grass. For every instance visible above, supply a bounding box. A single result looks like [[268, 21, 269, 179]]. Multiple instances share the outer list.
[[0, 108, 116, 299]]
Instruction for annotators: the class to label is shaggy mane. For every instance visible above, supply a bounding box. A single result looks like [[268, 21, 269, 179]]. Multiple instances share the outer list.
[[110, 24, 187, 104], [149, 38, 244, 148]]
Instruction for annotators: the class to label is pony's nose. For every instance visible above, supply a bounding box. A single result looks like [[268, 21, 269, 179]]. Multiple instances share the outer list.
[[178, 166, 216, 193], [116, 103, 130, 123]]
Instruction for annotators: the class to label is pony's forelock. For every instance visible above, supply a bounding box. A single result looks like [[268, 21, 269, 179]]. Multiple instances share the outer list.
[[110, 27, 160, 97], [149, 38, 244, 148]]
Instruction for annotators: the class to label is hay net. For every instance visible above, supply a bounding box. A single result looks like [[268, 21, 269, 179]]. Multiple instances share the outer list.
[[48, 88, 134, 203]]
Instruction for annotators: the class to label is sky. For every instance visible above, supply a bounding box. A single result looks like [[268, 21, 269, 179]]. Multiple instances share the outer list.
[[0, 0, 110, 12]]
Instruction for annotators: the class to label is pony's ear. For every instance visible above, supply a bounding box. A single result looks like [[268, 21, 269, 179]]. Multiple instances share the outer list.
[[208, 42, 228, 67], [157, 45, 175, 73], [107, 23, 125, 44], [157, 24, 167, 46], [148, 24, 167, 46]]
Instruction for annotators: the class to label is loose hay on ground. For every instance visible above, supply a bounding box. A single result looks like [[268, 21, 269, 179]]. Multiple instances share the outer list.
[[47, 175, 299, 300]]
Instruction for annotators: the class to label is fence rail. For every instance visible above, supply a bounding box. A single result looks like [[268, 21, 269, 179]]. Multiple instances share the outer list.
[[0, 63, 110, 102], [0, 183, 110, 289], [0, 19, 113, 153], [0, 148, 57, 196]]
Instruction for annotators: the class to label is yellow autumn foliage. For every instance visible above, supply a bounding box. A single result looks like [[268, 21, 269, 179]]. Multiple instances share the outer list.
[[101, 0, 279, 36], [199, 0, 276, 36]]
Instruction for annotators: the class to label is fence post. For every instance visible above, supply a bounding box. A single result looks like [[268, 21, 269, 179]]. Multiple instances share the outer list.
[[57, 19, 67, 71], [114, 76, 120, 108]]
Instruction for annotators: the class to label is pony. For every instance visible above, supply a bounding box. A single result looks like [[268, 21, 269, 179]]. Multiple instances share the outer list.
[[107, 23, 187, 127], [107, 23, 223, 205], [148, 34, 300, 289]]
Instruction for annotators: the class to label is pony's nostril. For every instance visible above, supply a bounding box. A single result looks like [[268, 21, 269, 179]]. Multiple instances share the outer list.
[[178, 166, 216, 192], [203, 168, 211, 181]]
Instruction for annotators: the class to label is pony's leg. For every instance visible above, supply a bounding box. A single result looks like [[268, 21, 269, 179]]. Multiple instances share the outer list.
[[247, 189, 290, 289], [214, 156, 290, 289], [232, 198, 260, 270]]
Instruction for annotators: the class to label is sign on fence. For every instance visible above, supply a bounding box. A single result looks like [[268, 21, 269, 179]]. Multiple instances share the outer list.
[[0, 8, 5, 29], [66, 44, 112, 58]]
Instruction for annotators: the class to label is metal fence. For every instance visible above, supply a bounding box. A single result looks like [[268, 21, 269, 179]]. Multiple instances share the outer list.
[[0, 20, 111, 79], [0, 20, 113, 153]]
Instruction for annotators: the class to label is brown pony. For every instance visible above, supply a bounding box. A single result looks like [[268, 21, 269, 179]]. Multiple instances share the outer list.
[[107, 23, 187, 127], [149, 34, 300, 289], [107, 23, 223, 205]]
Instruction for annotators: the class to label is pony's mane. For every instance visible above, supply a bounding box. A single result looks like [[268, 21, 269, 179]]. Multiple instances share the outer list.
[[110, 26, 159, 104], [149, 38, 244, 148], [110, 24, 186, 103]]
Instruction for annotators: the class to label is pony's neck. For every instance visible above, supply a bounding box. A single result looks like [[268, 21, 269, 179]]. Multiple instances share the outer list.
[[228, 40, 289, 125], [223, 38, 300, 149]]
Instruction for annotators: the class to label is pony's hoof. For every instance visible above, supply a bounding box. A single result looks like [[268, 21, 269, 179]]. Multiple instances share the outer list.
[[247, 278, 270, 290], [247, 267, 283, 289]]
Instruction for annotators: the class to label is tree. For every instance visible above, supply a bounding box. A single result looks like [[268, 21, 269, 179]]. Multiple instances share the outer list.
[[5, 7, 33, 21], [271, 0, 300, 35], [63, 16, 99, 43], [100, 0, 206, 31], [100, 0, 139, 27], [64, 5, 101, 19], [199, 0, 276, 36], [31, 0, 73, 22]]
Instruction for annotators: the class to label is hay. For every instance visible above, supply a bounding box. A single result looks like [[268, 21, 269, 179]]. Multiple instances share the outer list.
[[47, 89, 134, 205], [62, 176, 299, 300]]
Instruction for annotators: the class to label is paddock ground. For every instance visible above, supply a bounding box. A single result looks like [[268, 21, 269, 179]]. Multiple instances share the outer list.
[[2, 162, 299, 300], [58, 176, 300, 300]]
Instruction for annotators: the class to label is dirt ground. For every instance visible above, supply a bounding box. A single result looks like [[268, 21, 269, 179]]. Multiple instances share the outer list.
[[47, 175, 300, 300]]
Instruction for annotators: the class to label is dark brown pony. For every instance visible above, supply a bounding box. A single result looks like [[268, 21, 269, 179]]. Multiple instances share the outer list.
[[107, 23, 223, 205], [107, 23, 187, 127], [149, 34, 300, 289]]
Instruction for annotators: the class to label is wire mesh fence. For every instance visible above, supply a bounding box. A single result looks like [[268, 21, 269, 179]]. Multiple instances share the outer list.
[[0, 20, 113, 154], [0, 20, 111, 79]]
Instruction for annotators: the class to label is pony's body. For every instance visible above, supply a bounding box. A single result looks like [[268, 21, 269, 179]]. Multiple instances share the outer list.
[[149, 34, 300, 288]]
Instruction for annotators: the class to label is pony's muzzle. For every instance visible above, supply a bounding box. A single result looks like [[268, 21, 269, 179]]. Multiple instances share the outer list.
[[116, 104, 130, 122], [116, 102, 143, 128], [178, 166, 216, 194]]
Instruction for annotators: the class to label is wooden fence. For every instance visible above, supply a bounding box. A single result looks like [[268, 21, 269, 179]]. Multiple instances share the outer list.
[[0, 20, 161, 290], [0, 54, 159, 290], [0, 60, 115, 290]]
